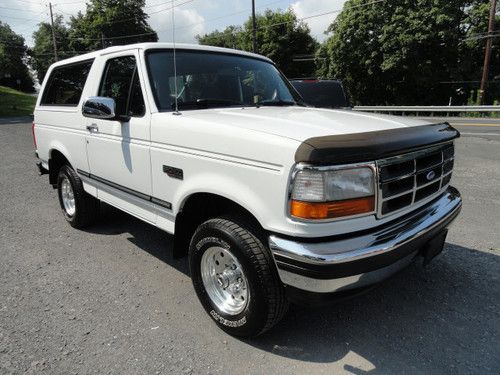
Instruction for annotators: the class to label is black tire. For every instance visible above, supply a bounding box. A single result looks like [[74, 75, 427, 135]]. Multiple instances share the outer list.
[[57, 165, 99, 229], [189, 217, 288, 337]]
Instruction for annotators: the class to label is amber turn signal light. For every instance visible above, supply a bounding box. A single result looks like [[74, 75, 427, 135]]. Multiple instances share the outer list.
[[290, 196, 375, 220]]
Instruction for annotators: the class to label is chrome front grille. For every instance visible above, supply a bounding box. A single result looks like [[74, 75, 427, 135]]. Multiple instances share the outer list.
[[376, 142, 454, 217]]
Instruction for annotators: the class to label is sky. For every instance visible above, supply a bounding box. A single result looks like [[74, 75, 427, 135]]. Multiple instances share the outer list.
[[0, 0, 347, 47]]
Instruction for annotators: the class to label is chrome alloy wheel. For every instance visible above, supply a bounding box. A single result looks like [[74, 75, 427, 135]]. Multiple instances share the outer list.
[[201, 246, 249, 315], [60, 176, 76, 216]]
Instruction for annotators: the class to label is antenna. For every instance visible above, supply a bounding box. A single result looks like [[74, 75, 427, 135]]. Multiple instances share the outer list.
[[171, 0, 181, 115]]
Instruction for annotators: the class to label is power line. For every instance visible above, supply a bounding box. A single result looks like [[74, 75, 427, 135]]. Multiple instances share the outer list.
[[0, 13, 45, 21], [159, 0, 384, 37], [1, 1, 190, 50], [8, 0, 285, 45], [10, 0, 384, 57], [52, 0, 288, 43], [0, 5, 44, 13], [439, 80, 500, 84], [57, 0, 285, 38], [14, 13, 51, 34], [147, 0, 195, 16], [9, 0, 44, 5], [53, 0, 85, 5], [145, 0, 193, 10], [0, 42, 29, 48], [255, 0, 385, 33], [48, 0, 383, 46], [0, 12, 49, 40], [165, 0, 287, 33], [463, 32, 500, 41], [52, 0, 194, 38], [162, 0, 384, 37]]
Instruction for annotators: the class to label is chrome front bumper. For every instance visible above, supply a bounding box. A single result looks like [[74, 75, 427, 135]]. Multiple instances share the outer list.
[[269, 187, 462, 295]]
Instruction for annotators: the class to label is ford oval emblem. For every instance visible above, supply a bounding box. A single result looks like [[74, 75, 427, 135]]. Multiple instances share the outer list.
[[426, 170, 436, 181]]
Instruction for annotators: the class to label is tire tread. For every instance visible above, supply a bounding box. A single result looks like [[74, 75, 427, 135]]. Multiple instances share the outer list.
[[196, 216, 288, 336]]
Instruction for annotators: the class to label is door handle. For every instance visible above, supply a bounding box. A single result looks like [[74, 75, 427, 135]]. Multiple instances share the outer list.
[[86, 124, 99, 133]]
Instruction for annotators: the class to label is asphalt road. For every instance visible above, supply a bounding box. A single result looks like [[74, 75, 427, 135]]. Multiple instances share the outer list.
[[420, 117, 500, 139], [0, 119, 499, 374], [419, 116, 500, 126]]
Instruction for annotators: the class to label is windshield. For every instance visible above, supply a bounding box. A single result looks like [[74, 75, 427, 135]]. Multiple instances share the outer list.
[[146, 50, 303, 111]]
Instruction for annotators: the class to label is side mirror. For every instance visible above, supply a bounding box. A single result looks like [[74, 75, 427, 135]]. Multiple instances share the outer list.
[[82, 96, 116, 120]]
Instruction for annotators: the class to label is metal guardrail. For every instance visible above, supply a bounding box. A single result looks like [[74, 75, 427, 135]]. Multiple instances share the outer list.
[[354, 105, 500, 116]]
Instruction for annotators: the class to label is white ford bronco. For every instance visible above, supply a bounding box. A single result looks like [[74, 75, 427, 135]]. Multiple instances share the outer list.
[[33, 43, 462, 337]]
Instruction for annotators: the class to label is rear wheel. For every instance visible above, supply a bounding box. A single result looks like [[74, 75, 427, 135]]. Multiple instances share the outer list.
[[57, 165, 99, 228], [189, 217, 288, 337]]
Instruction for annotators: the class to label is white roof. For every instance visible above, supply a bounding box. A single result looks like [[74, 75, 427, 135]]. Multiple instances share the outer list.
[[50, 42, 273, 68]]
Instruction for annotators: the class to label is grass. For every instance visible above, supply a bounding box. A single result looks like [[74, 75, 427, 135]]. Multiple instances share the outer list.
[[0, 86, 37, 117]]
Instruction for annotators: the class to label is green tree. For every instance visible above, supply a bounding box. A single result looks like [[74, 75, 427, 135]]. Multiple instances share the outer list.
[[317, 0, 467, 105], [197, 9, 318, 78], [0, 22, 34, 92], [68, 0, 158, 52], [197, 26, 244, 50], [458, 0, 500, 104], [31, 15, 70, 83]]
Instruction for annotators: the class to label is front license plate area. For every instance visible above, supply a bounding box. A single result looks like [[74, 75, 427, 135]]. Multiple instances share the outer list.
[[422, 229, 448, 266]]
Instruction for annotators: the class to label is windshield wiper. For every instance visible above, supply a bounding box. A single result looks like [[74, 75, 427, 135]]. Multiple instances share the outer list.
[[256, 99, 300, 107], [173, 98, 244, 110]]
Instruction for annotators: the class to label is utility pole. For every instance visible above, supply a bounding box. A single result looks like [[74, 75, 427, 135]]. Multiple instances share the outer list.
[[479, 0, 497, 104], [101, 32, 105, 49], [251, 0, 257, 53], [49, 2, 58, 61]]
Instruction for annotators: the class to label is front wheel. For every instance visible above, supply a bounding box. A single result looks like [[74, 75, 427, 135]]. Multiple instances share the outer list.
[[189, 217, 288, 337]]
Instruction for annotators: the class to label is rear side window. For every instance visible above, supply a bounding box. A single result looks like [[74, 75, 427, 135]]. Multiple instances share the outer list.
[[99, 56, 145, 117], [41, 60, 94, 106]]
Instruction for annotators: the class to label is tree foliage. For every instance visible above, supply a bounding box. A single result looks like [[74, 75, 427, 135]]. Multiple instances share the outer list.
[[0, 22, 34, 92], [31, 15, 70, 83], [458, 0, 500, 104], [316, 0, 471, 105], [68, 0, 158, 52], [196, 26, 244, 49], [30, 0, 158, 83], [197, 9, 318, 78]]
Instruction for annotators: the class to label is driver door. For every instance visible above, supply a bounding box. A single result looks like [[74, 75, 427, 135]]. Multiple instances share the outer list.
[[85, 52, 154, 222]]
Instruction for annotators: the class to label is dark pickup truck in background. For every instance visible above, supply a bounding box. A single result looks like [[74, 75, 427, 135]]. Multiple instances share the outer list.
[[290, 78, 351, 109]]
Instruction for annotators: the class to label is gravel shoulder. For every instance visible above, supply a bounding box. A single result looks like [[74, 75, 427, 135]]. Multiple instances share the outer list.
[[0, 122, 498, 374]]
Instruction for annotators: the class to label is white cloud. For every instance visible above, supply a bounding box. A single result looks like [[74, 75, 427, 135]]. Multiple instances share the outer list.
[[149, 7, 205, 44], [0, 0, 346, 47], [0, 0, 49, 46], [0, 0, 204, 46], [291, 0, 346, 42]]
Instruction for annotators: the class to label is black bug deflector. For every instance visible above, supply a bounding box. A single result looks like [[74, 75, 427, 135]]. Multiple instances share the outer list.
[[295, 122, 460, 165]]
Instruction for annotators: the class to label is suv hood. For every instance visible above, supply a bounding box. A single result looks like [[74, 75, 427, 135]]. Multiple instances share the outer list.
[[176, 106, 433, 142]]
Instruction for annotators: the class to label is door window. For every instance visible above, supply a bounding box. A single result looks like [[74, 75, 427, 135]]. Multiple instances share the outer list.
[[99, 56, 145, 117]]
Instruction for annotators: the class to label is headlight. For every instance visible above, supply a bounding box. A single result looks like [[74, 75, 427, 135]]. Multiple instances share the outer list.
[[290, 165, 376, 220]]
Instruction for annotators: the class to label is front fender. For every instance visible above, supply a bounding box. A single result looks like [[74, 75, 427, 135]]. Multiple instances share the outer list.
[[174, 171, 270, 228]]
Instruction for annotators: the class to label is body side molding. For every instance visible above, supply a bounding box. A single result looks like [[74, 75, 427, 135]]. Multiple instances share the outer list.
[[76, 169, 173, 209]]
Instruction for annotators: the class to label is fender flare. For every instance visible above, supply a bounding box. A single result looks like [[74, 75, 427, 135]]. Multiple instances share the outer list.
[[174, 172, 270, 229]]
